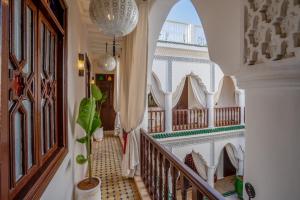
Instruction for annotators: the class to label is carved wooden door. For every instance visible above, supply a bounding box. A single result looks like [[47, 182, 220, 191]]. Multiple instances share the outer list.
[[95, 74, 115, 131]]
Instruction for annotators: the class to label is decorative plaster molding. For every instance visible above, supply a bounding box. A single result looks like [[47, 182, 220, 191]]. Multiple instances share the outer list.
[[154, 55, 212, 64], [236, 57, 300, 89], [244, 0, 300, 65], [159, 131, 245, 149]]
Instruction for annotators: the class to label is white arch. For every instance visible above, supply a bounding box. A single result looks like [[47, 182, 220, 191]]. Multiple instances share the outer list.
[[148, 0, 243, 82], [215, 142, 242, 173], [214, 76, 239, 106]]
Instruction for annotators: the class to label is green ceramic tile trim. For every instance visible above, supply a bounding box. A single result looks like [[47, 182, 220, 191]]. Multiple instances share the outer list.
[[152, 125, 245, 139], [223, 190, 236, 197]]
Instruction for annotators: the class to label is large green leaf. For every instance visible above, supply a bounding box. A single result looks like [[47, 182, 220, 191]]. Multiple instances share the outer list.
[[76, 154, 87, 165], [91, 84, 103, 101], [90, 113, 101, 136], [76, 98, 96, 134], [76, 136, 87, 144]]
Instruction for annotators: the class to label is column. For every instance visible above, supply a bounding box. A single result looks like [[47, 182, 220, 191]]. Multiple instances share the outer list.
[[207, 166, 216, 188], [141, 85, 151, 130], [236, 89, 245, 125], [237, 158, 244, 176], [165, 92, 173, 132], [237, 66, 300, 199], [206, 92, 214, 128]]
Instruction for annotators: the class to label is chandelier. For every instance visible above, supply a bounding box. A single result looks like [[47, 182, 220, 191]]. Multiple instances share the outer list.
[[89, 0, 139, 37], [99, 41, 117, 71]]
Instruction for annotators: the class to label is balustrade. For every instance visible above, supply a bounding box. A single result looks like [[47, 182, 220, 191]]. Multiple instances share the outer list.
[[148, 110, 165, 133], [172, 109, 208, 131], [140, 130, 225, 200], [214, 107, 241, 127]]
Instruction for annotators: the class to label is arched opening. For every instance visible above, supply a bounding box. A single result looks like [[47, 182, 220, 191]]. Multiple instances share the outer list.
[[215, 143, 241, 196]]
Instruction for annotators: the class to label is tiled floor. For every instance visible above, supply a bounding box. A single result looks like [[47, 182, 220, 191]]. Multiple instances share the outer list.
[[215, 176, 236, 194], [92, 132, 141, 200]]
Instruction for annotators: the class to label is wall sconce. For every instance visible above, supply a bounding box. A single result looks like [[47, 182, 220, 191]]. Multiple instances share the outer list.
[[91, 76, 95, 85], [78, 53, 85, 76]]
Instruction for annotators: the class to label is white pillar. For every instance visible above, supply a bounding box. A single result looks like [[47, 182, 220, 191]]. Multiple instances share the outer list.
[[141, 85, 151, 130], [207, 166, 215, 188], [236, 89, 245, 125], [237, 158, 244, 176], [207, 92, 214, 128], [237, 64, 300, 200], [165, 92, 173, 132]]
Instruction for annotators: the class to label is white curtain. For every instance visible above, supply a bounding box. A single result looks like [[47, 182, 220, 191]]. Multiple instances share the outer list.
[[150, 72, 165, 108], [188, 75, 208, 108], [192, 151, 208, 181], [225, 144, 238, 169], [172, 77, 186, 108], [214, 77, 224, 105], [114, 58, 122, 136], [119, 1, 149, 178], [214, 76, 237, 106]]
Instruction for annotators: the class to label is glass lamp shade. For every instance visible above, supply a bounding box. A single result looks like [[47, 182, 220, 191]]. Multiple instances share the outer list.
[[99, 54, 116, 71], [89, 0, 139, 37]]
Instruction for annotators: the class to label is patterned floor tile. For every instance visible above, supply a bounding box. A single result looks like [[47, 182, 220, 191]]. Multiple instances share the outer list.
[[92, 133, 141, 200]]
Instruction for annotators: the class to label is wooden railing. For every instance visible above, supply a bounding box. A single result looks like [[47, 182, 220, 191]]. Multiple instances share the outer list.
[[214, 107, 241, 127], [148, 110, 165, 133], [141, 130, 225, 200], [173, 109, 208, 131]]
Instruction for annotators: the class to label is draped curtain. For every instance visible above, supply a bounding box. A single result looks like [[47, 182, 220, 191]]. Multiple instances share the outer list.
[[114, 58, 121, 136], [214, 76, 237, 106], [214, 77, 224, 105], [150, 74, 210, 109], [150, 72, 165, 108], [188, 74, 208, 108], [172, 77, 186, 108], [225, 144, 238, 169], [150, 73, 187, 109], [192, 151, 208, 181], [119, 1, 149, 177]]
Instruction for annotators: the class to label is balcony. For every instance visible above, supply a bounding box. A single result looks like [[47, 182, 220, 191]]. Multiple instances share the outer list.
[[148, 107, 244, 134], [158, 20, 207, 47]]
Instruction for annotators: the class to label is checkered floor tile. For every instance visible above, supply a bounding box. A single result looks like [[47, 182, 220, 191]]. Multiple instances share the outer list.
[[92, 133, 141, 200]]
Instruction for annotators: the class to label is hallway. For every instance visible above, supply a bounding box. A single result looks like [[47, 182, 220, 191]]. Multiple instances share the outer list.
[[92, 133, 141, 199]]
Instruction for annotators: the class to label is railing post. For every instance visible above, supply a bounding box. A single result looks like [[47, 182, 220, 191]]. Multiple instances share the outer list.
[[207, 92, 215, 128], [165, 92, 173, 132], [236, 89, 245, 125]]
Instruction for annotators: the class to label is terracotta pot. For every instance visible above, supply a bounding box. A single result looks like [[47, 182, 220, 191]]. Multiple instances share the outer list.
[[93, 127, 104, 141], [76, 177, 101, 200]]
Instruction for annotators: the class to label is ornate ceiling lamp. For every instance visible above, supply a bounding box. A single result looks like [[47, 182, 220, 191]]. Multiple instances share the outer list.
[[89, 0, 139, 37], [99, 42, 117, 71]]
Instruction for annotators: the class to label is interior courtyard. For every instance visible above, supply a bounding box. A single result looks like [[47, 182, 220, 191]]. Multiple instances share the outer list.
[[0, 0, 300, 200]]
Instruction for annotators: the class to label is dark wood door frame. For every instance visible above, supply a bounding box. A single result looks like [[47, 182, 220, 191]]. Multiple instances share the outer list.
[[95, 74, 116, 131], [85, 53, 91, 98]]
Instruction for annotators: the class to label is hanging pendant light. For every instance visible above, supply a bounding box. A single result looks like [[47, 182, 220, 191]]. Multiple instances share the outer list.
[[89, 0, 139, 37], [99, 42, 116, 71]]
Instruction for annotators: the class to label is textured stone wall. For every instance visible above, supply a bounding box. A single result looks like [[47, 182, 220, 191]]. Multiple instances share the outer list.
[[245, 0, 300, 65]]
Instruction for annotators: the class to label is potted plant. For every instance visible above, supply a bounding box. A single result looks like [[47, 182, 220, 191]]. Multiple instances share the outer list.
[[93, 92, 107, 141], [75, 84, 102, 200]]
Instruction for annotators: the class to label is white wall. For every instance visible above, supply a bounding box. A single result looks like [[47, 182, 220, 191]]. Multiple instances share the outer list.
[[152, 59, 223, 93], [152, 59, 168, 91], [239, 74, 300, 200], [191, 0, 242, 75], [165, 132, 245, 169], [172, 61, 210, 91], [41, 1, 87, 199]]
